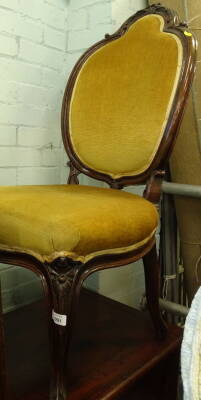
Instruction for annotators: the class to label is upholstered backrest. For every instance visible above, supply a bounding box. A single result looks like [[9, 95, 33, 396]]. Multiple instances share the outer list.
[[62, 6, 196, 185]]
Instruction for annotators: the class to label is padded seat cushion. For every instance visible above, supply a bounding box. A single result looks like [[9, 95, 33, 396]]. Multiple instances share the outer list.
[[0, 185, 158, 262]]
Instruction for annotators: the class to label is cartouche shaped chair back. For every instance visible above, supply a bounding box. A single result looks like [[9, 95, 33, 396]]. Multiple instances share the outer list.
[[62, 5, 195, 188]]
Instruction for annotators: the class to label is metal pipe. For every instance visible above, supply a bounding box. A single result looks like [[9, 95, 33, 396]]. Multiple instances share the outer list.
[[162, 181, 201, 198], [159, 297, 189, 317], [160, 182, 197, 319]]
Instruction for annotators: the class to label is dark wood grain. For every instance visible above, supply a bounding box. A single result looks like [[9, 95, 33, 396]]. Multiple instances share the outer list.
[[5, 289, 181, 400]]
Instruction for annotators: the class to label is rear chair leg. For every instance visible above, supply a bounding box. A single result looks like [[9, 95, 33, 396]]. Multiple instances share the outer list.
[[46, 258, 83, 400], [143, 244, 167, 339]]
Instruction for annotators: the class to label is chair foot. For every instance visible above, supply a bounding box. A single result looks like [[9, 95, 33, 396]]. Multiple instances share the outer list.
[[143, 244, 167, 340], [46, 258, 83, 400]]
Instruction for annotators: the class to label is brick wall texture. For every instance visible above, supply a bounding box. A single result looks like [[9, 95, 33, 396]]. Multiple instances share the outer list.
[[0, 0, 69, 186]]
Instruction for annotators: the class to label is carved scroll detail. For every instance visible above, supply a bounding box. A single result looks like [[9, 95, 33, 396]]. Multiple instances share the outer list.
[[143, 169, 166, 206], [46, 257, 82, 315], [67, 161, 80, 184], [134, 4, 179, 27], [110, 180, 123, 190]]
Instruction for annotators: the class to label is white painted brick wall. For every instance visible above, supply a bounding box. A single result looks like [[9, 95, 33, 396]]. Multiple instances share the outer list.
[[44, 27, 66, 51], [18, 167, 60, 185], [18, 127, 60, 147], [0, 34, 18, 56], [0, 8, 43, 42], [71, 0, 105, 10], [112, 0, 147, 29], [68, 9, 88, 31], [89, 3, 111, 26], [0, 127, 16, 146], [0, 1, 69, 188], [0, 0, 19, 12], [0, 59, 41, 85]]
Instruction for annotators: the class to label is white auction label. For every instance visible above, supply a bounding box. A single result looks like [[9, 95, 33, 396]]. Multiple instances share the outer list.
[[52, 310, 67, 326]]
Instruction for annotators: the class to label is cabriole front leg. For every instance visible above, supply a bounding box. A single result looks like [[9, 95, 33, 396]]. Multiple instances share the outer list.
[[46, 258, 83, 400]]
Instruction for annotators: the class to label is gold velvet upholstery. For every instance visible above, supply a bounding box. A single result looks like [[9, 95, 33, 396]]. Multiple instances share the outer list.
[[70, 14, 182, 178], [0, 185, 158, 263]]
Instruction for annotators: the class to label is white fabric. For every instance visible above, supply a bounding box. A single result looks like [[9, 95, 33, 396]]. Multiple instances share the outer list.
[[181, 286, 201, 400]]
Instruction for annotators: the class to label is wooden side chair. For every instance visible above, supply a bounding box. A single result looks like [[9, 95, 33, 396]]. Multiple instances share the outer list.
[[0, 5, 196, 400]]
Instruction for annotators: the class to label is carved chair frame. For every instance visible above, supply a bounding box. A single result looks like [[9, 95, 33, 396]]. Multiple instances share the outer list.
[[0, 4, 196, 400]]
